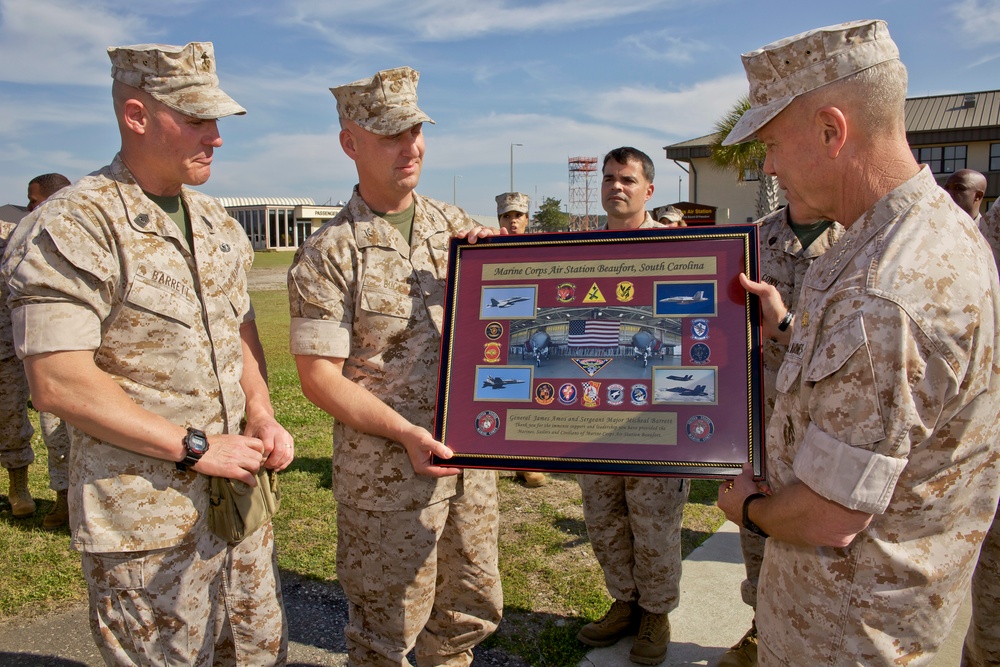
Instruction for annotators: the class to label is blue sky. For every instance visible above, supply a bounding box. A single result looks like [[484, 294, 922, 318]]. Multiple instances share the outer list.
[[1, 0, 998, 216]]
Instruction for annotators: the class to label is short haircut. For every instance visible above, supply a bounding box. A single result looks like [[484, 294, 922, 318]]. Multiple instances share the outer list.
[[28, 173, 71, 199], [603, 147, 655, 182], [805, 59, 907, 137]]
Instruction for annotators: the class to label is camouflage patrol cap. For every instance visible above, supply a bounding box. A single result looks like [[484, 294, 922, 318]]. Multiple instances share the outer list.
[[496, 192, 530, 216], [331, 66, 435, 136], [723, 19, 899, 146], [108, 42, 246, 120], [653, 205, 684, 223]]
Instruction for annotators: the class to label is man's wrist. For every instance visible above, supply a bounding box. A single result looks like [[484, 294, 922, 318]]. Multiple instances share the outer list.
[[742, 492, 769, 538]]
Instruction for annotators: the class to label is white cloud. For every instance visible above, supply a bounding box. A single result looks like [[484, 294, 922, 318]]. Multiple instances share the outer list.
[[0, 0, 148, 86], [620, 29, 711, 63], [578, 74, 749, 138], [283, 0, 678, 45], [952, 0, 1000, 44]]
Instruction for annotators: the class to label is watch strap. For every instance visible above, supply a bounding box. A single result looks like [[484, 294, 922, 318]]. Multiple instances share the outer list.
[[742, 492, 769, 538]]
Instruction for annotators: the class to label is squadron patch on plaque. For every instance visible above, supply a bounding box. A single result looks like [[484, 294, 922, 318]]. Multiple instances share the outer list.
[[558, 383, 578, 405], [582, 381, 601, 408], [616, 281, 635, 302], [607, 383, 625, 406], [686, 415, 715, 442], [690, 343, 711, 364], [691, 318, 709, 340], [485, 321, 504, 340], [535, 382, 555, 405], [475, 410, 501, 437], [483, 343, 502, 363], [556, 283, 576, 303], [572, 357, 612, 377], [630, 384, 649, 406]]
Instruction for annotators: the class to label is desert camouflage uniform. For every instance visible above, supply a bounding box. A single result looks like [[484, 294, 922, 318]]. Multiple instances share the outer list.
[[757, 167, 1000, 666], [597, 211, 662, 231], [963, 206, 1000, 667], [735, 208, 844, 609], [288, 187, 501, 666], [579, 213, 687, 615], [2, 155, 286, 665], [39, 411, 70, 492], [0, 220, 34, 472]]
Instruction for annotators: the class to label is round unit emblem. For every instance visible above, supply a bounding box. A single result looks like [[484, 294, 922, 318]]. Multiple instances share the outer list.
[[686, 415, 715, 442], [475, 410, 501, 436]]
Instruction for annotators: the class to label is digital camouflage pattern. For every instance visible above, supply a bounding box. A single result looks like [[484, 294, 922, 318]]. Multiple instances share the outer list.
[[0, 219, 33, 470], [2, 154, 255, 553], [577, 475, 690, 615], [83, 521, 286, 665], [39, 411, 70, 492], [598, 212, 663, 231], [962, 503, 1000, 666], [495, 192, 530, 216], [978, 203, 1000, 276], [288, 187, 502, 663], [757, 167, 1000, 666], [337, 479, 501, 666], [331, 66, 434, 136], [734, 207, 845, 610], [724, 20, 900, 146], [108, 42, 246, 120]]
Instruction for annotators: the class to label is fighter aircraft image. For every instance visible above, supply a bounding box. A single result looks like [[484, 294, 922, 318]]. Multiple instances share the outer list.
[[524, 329, 552, 367], [487, 296, 530, 308], [659, 290, 707, 304], [482, 376, 526, 389], [664, 384, 708, 397], [665, 374, 693, 382], [631, 329, 663, 368]]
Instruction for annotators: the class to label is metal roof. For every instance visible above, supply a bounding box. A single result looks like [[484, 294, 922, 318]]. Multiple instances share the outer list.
[[905, 90, 1000, 133], [218, 196, 315, 208]]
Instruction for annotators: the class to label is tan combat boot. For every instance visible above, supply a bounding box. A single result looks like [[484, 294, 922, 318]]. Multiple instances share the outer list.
[[715, 620, 757, 667], [7, 466, 36, 518], [629, 609, 670, 665], [42, 489, 69, 530], [516, 471, 547, 487], [577, 599, 639, 647]]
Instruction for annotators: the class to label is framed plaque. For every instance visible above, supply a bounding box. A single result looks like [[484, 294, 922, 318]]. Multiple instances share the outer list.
[[434, 225, 762, 478]]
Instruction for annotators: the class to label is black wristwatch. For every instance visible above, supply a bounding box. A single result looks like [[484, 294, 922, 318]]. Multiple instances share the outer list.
[[742, 492, 769, 538], [176, 427, 209, 472], [777, 311, 794, 332]]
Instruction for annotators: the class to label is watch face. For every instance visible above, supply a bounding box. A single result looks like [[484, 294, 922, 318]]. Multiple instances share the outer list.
[[188, 431, 209, 454]]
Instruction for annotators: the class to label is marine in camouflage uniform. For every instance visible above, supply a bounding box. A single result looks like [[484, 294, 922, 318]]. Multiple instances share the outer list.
[[2, 43, 291, 665], [577, 147, 679, 667], [0, 219, 34, 486], [962, 202, 1000, 667], [289, 67, 501, 667], [717, 207, 843, 667], [718, 21, 1000, 666]]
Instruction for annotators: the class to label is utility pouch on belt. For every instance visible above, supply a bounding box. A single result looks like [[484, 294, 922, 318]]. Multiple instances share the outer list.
[[208, 468, 280, 543]]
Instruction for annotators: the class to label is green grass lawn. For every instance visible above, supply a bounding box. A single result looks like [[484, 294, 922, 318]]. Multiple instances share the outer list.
[[0, 284, 725, 666]]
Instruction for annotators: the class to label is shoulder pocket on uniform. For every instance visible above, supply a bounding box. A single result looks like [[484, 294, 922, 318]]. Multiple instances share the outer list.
[[803, 313, 867, 383], [775, 357, 801, 394], [44, 218, 115, 283], [125, 275, 199, 328]]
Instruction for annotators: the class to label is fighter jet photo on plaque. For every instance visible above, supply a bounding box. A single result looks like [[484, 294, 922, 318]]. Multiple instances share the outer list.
[[434, 225, 763, 479]]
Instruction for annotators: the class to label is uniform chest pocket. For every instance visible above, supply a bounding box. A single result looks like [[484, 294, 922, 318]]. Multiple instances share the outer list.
[[125, 275, 200, 328], [359, 284, 421, 320], [803, 313, 867, 383]]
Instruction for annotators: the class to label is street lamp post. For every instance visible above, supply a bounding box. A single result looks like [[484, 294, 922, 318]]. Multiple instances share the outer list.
[[453, 174, 462, 206], [510, 143, 523, 191]]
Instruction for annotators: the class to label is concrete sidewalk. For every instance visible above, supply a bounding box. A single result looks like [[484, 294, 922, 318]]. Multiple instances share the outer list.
[[0, 521, 972, 666], [580, 521, 971, 667]]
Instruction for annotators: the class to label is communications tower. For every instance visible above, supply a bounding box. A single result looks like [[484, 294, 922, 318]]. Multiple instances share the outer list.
[[568, 156, 599, 231]]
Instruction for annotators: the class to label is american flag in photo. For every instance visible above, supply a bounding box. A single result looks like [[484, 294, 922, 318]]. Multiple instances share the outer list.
[[567, 319, 621, 347]]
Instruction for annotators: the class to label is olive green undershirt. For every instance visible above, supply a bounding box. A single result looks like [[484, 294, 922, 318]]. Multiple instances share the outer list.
[[373, 200, 416, 247], [789, 218, 834, 251], [144, 191, 193, 249]]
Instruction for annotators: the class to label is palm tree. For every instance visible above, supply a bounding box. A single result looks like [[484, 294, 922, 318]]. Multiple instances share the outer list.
[[708, 96, 780, 220]]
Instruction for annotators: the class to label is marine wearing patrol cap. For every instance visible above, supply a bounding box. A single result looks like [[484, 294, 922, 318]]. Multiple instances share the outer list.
[[652, 205, 684, 224], [723, 19, 899, 146], [108, 42, 246, 120], [331, 66, 435, 136], [496, 192, 530, 217]]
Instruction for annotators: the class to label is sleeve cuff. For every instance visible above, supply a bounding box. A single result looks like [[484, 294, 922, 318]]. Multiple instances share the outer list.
[[289, 317, 352, 358], [14, 303, 101, 357], [792, 422, 907, 515]]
